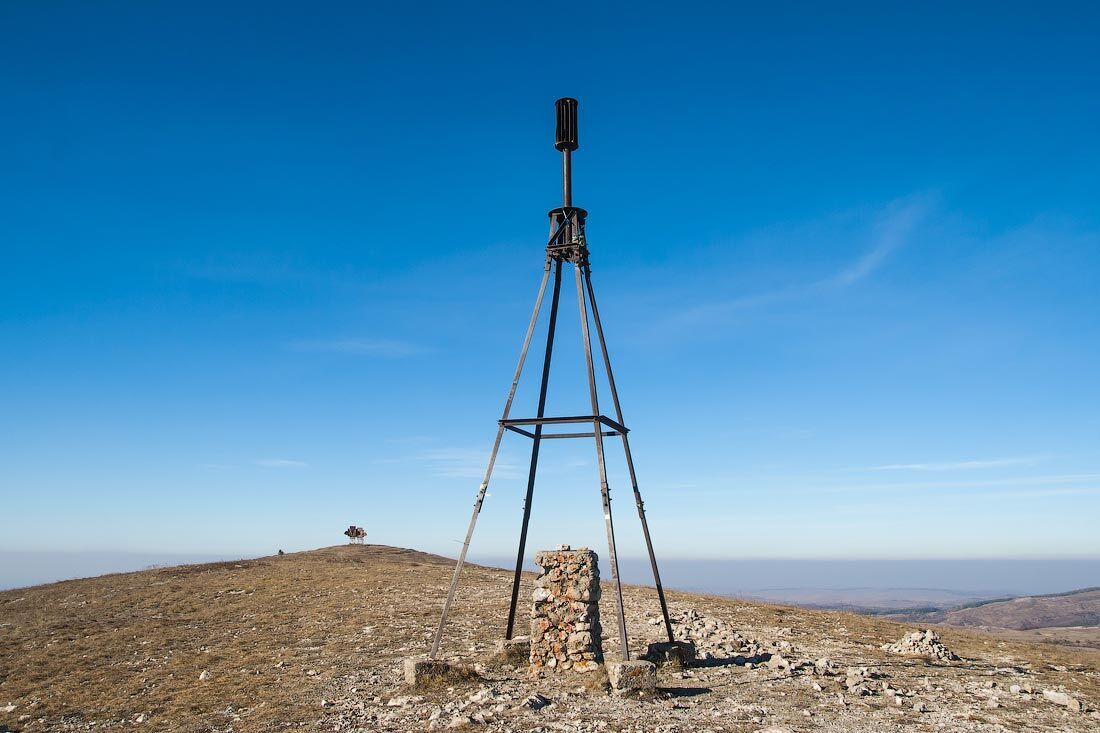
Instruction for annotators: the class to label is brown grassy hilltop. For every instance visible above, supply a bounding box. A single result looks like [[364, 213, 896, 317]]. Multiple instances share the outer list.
[[1, 545, 1098, 733], [902, 588, 1100, 634]]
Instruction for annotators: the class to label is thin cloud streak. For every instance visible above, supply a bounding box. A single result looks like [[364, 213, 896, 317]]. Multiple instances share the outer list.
[[865, 457, 1043, 471], [667, 473, 1100, 498], [656, 193, 934, 331], [989, 487, 1100, 499], [421, 448, 521, 481], [826, 196, 929, 287], [288, 338, 430, 357], [253, 458, 309, 469]]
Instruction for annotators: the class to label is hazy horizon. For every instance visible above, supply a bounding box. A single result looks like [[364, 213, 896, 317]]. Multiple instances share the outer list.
[[3, 548, 1095, 610]]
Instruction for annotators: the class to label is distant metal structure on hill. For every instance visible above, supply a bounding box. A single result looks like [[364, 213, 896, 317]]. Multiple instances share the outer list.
[[430, 98, 675, 661]]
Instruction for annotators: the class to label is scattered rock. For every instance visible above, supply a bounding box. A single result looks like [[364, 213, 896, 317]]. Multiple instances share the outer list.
[[465, 687, 494, 706], [643, 640, 697, 668], [844, 666, 884, 697], [198, 669, 210, 681], [517, 693, 551, 711], [765, 654, 792, 673], [1042, 689, 1082, 712], [665, 608, 764, 662], [881, 630, 959, 661]]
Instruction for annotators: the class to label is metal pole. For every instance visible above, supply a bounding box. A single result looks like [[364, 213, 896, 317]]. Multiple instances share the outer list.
[[573, 262, 630, 661], [430, 260, 553, 658], [562, 149, 572, 208], [583, 268, 676, 644], [505, 258, 564, 638]]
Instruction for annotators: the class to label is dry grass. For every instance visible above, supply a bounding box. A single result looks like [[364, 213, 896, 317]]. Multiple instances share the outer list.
[[1, 544, 1098, 732], [406, 662, 482, 694], [0, 546, 452, 732]]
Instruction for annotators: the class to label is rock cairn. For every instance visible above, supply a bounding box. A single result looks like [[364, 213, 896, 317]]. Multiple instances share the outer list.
[[530, 545, 603, 673], [881, 629, 959, 661], [655, 608, 766, 662]]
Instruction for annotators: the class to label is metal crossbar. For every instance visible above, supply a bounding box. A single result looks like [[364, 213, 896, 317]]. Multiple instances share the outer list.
[[500, 414, 629, 435]]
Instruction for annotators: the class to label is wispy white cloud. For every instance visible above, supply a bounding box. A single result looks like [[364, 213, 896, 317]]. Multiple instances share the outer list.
[[865, 457, 1042, 471], [826, 195, 930, 287], [988, 487, 1100, 499], [655, 193, 934, 331], [669, 472, 1100, 498], [288, 338, 430, 357], [253, 458, 309, 469], [421, 448, 521, 481]]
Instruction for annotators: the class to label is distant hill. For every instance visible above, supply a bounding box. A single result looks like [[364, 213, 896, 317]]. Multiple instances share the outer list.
[[896, 587, 1100, 630]]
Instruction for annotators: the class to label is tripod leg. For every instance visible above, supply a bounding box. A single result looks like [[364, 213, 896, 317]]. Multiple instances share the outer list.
[[583, 269, 676, 644], [619, 435, 675, 643], [573, 262, 630, 661], [506, 260, 563, 638], [430, 428, 504, 658], [431, 261, 553, 658]]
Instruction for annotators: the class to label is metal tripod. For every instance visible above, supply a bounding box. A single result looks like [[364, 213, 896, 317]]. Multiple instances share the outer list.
[[430, 98, 675, 662]]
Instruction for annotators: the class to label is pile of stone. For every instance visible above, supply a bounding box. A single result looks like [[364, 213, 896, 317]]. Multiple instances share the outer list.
[[658, 608, 766, 662], [881, 630, 959, 661], [844, 666, 885, 697], [529, 545, 603, 673]]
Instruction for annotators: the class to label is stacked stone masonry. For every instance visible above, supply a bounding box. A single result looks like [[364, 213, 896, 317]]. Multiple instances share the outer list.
[[530, 545, 603, 673]]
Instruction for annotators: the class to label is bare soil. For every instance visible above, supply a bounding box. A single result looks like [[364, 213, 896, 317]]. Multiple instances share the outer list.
[[1, 545, 1098, 732]]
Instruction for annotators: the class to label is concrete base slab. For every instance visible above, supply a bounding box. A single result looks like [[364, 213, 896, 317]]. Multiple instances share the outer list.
[[495, 637, 531, 664], [643, 640, 697, 668], [608, 660, 656, 692], [403, 655, 477, 687]]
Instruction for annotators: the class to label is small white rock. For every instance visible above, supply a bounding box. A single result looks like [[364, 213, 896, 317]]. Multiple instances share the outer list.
[[1042, 689, 1081, 712]]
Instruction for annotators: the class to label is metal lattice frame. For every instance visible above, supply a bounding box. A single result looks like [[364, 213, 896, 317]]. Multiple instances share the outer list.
[[430, 100, 675, 661]]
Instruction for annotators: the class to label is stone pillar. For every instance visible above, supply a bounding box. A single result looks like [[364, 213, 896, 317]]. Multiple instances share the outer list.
[[529, 545, 603, 673]]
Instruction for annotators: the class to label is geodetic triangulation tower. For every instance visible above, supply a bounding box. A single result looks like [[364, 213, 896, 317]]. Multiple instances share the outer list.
[[431, 98, 675, 661]]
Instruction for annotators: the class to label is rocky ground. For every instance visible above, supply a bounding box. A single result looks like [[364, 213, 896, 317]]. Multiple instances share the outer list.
[[1, 545, 1098, 732]]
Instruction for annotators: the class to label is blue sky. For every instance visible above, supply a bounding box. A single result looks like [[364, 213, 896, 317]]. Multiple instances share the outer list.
[[2, 2, 1098, 563]]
